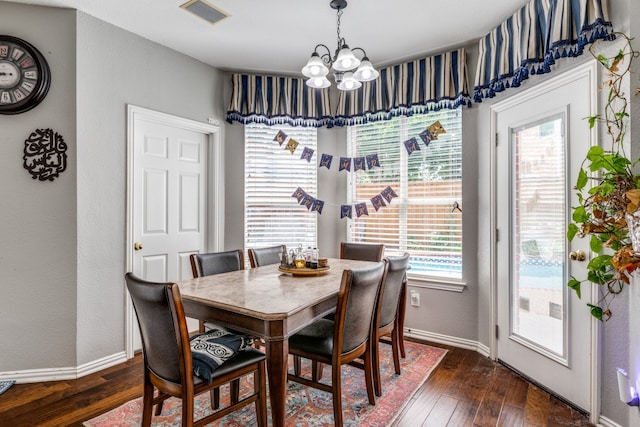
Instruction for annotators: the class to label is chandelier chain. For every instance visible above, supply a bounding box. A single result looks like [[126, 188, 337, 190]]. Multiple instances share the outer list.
[[336, 9, 343, 52]]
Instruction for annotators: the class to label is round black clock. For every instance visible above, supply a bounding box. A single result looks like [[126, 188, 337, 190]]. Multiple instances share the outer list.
[[0, 35, 51, 115]]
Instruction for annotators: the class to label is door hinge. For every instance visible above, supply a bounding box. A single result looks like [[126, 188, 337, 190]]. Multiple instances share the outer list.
[[496, 229, 500, 242], [495, 132, 499, 146], [495, 324, 499, 339]]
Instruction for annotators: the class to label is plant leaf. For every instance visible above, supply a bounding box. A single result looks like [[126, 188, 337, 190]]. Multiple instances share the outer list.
[[568, 277, 582, 299], [576, 168, 588, 190], [572, 206, 589, 223], [567, 223, 579, 241], [587, 304, 604, 321], [590, 235, 603, 253]]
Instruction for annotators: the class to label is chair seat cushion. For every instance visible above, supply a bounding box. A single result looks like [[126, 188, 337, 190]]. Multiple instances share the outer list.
[[289, 318, 334, 358], [190, 329, 253, 383]]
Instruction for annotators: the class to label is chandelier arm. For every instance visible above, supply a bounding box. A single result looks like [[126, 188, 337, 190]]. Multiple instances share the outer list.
[[314, 44, 333, 66], [350, 47, 369, 60]]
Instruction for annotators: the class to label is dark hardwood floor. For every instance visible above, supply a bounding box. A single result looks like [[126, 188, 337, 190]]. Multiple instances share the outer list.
[[0, 340, 593, 426]]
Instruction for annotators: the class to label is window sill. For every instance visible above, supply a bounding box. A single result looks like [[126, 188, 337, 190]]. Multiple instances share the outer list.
[[406, 274, 466, 293]]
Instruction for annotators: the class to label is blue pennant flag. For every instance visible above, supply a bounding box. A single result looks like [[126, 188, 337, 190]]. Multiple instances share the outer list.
[[300, 194, 314, 210], [319, 153, 333, 169], [366, 154, 380, 169], [371, 194, 386, 211], [311, 199, 324, 214], [404, 137, 420, 155], [292, 187, 306, 202], [339, 157, 352, 172], [355, 202, 368, 217], [274, 130, 288, 145], [381, 186, 398, 203], [340, 205, 352, 219], [353, 157, 366, 171], [301, 147, 314, 162]]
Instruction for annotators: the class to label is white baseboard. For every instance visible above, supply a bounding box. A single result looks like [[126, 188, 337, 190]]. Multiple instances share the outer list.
[[596, 416, 624, 427], [0, 351, 127, 384], [404, 327, 491, 357]]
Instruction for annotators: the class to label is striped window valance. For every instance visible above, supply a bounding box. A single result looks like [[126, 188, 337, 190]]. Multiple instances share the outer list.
[[334, 48, 471, 127], [226, 74, 334, 128], [473, 0, 613, 102]]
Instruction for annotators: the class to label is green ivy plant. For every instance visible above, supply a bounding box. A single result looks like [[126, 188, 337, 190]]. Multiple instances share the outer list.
[[567, 32, 640, 321]]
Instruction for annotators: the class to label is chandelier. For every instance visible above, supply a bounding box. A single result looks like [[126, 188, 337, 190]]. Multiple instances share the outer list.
[[301, 0, 379, 90]]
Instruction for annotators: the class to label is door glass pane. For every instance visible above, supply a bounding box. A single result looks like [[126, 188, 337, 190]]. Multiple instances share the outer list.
[[511, 114, 566, 358]]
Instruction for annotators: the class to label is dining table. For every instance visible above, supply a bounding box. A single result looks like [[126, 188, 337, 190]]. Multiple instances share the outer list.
[[177, 257, 378, 427]]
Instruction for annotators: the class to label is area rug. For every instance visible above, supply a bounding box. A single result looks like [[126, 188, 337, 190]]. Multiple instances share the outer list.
[[84, 341, 446, 427]]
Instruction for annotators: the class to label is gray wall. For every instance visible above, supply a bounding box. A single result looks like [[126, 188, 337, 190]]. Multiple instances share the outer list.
[[0, 2, 77, 370], [75, 12, 226, 365]]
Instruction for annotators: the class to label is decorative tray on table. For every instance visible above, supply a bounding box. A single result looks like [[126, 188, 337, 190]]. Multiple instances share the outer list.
[[278, 265, 331, 276]]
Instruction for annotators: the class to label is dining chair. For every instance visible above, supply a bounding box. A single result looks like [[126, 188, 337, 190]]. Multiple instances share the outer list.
[[248, 244, 285, 268], [287, 262, 387, 427], [298, 241, 385, 378], [339, 241, 385, 262], [124, 273, 268, 427], [190, 250, 244, 333], [367, 253, 410, 396]]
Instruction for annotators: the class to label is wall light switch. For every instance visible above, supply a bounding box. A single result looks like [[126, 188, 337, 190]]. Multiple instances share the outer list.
[[410, 290, 420, 307]]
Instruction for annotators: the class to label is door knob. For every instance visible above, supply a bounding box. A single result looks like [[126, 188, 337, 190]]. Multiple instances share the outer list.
[[569, 250, 585, 261], [134, 242, 143, 251]]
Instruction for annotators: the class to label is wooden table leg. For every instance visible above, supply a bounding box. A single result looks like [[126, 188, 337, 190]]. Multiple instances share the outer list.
[[265, 338, 288, 427]]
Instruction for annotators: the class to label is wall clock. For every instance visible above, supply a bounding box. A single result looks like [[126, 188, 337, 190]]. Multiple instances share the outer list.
[[0, 35, 51, 115]]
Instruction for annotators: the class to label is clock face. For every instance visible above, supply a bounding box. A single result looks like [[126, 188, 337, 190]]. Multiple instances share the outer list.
[[0, 35, 50, 114]]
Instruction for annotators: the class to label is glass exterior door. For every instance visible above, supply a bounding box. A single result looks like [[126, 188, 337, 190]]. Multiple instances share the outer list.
[[510, 115, 567, 362]]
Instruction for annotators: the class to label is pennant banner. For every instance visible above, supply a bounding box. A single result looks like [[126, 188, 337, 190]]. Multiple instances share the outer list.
[[292, 186, 399, 219]]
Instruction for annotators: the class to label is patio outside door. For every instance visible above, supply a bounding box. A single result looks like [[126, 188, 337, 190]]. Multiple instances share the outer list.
[[492, 62, 598, 413]]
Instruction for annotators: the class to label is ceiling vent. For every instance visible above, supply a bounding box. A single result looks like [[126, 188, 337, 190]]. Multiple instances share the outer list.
[[180, 0, 229, 25]]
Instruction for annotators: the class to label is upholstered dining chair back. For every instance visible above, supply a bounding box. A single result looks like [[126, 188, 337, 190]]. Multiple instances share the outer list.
[[126, 273, 183, 383], [378, 253, 410, 330], [339, 242, 384, 262], [248, 244, 285, 268], [190, 249, 244, 278], [338, 262, 388, 354], [125, 273, 268, 427]]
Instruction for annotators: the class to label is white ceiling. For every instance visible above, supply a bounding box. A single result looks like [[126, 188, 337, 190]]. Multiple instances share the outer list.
[[6, 0, 530, 75]]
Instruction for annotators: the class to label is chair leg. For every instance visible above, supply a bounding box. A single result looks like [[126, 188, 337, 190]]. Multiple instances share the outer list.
[[363, 348, 376, 405], [331, 365, 344, 427], [198, 319, 206, 333], [142, 379, 154, 427], [210, 387, 220, 409], [391, 327, 402, 375], [230, 379, 240, 405], [312, 361, 324, 382], [293, 355, 301, 376], [372, 335, 382, 397], [255, 363, 268, 427], [398, 284, 407, 358], [182, 395, 194, 427], [154, 401, 163, 416]]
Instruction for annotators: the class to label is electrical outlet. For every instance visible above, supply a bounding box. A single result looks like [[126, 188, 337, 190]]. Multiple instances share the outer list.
[[410, 290, 420, 307]]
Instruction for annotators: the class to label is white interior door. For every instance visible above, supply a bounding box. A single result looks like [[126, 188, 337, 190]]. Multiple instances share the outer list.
[[492, 62, 597, 413], [126, 106, 223, 354]]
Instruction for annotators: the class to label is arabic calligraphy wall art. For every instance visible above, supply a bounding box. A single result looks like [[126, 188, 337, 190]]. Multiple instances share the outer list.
[[23, 128, 68, 181]]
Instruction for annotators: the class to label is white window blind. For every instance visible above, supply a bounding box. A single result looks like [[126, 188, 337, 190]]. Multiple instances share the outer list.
[[347, 109, 463, 279], [244, 123, 317, 254]]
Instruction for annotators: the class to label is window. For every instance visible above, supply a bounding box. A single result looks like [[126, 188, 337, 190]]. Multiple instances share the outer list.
[[244, 123, 317, 254], [347, 109, 463, 279]]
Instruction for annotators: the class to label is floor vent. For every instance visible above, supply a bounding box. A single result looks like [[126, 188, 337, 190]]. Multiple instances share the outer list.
[[180, 0, 229, 25]]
